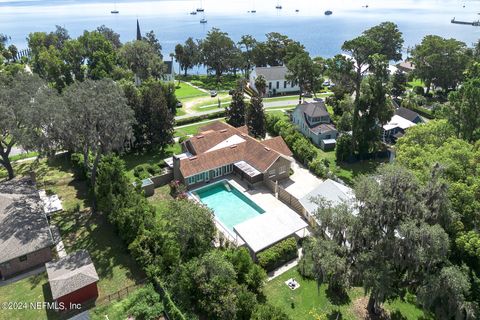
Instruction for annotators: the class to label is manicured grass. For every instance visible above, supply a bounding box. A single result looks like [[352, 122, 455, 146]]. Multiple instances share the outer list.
[[174, 81, 208, 99], [264, 95, 300, 103], [121, 143, 182, 181], [0, 273, 59, 320], [174, 119, 226, 137], [264, 268, 431, 320], [334, 158, 389, 186], [178, 74, 241, 91]]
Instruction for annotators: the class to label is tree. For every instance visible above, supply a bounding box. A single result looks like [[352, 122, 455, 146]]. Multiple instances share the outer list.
[[411, 35, 469, 92], [0, 72, 48, 179], [325, 55, 356, 100], [61, 39, 86, 82], [254, 74, 267, 96], [226, 80, 247, 127], [247, 76, 267, 139], [60, 79, 134, 198], [447, 78, 480, 142], [200, 28, 236, 81], [78, 30, 117, 80], [174, 37, 199, 76], [352, 165, 451, 315], [263, 32, 292, 66], [163, 200, 215, 262], [138, 80, 175, 149], [174, 250, 239, 319], [120, 40, 164, 83], [353, 55, 394, 155], [363, 21, 404, 61], [238, 35, 257, 75], [96, 25, 122, 49], [143, 30, 163, 57], [286, 52, 322, 103], [391, 70, 407, 98], [335, 134, 352, 162], [418, 265, 479, 319]]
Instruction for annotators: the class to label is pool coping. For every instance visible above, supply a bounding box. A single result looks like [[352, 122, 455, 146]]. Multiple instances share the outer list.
[[188, 179, 265, 245]]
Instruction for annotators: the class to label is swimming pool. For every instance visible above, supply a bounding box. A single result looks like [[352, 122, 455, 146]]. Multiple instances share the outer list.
[[193, 181, 265, 233]]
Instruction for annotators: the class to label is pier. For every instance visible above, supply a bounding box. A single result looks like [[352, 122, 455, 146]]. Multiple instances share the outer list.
[[451, 17, 480, 26]]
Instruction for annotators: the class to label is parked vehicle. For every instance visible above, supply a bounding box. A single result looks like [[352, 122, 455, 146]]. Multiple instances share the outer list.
[[210, 90, 218, 97]]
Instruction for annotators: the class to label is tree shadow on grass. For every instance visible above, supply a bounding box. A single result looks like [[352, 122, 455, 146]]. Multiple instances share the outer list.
[[326, 286, 351, 306], [328, 310, 343, 320], [389, 310, 407, 320]]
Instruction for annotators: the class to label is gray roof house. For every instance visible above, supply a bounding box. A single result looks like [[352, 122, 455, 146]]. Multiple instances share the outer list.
[[0, 178, 54, 279], [249, 66, 300, 96], [299, 179, 356, 221], [394, 107, 423, 124], [163, 60, 175, 82], [46, 250, 99, 303], [291, 101, 338, 150]]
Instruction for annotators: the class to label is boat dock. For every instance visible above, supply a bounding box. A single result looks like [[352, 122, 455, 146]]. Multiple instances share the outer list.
[[451, 18, 480, 26]]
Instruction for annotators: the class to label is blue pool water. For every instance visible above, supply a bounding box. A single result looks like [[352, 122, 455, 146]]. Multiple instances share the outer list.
[[194, 181, 265, 232]]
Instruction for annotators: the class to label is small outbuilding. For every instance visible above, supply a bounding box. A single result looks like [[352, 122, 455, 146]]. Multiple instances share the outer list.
[[46, 250, 99, 309]]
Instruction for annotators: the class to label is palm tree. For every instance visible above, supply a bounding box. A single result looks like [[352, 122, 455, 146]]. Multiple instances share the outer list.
[[255, 75, 267, 97]]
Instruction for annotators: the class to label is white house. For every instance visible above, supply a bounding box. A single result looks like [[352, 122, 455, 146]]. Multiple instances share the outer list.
[[249, 66, 300, 96], [382, 107, 423, 143], [291, 101, 338, 150]]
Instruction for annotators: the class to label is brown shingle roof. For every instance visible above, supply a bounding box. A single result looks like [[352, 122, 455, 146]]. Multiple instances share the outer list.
[[179, 122, 292, 177], [262, 136, 293, 157]]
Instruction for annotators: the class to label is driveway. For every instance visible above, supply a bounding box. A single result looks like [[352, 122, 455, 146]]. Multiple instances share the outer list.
[[279, 160, 324, 199]]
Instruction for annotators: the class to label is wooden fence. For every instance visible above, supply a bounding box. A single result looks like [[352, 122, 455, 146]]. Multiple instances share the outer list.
[[264, 179, 305, 217], [96, 278, 147, 305]]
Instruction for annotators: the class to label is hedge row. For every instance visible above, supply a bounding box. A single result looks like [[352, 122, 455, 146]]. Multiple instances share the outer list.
[[175, 110, 226, 126], [134, 163, 165, 179], [406, 104, 434, 120], [257, 237, 298, 272], [153, 277, 187, 320]]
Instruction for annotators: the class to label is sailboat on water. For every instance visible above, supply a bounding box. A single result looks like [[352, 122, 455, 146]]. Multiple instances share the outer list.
[[250, 0, 256, 13], [276, 1, 282, 9], [111, 0, 119, 14], [197, 0, 205, 12]]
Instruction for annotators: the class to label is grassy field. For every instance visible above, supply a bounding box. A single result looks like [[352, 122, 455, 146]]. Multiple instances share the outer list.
[[0, 273, 60, 320], [121, 143, 182, 181], [174, 81, 208, 99], [174, 119, 226, 137], [407, 79, 425, 88], [264, 268, 430, 320]]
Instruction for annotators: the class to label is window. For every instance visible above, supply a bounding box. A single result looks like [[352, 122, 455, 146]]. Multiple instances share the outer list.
[[19, 255, 27, 262], [325, 134, 331, 139], [276, 81, 279, 89], [187, 176, 195, 185], [268, 82, 272, 89], [195, 173, 203, 183], [284, 81, 287, 88], [279, 166, 287, 174], [269, 169, 276, 178]]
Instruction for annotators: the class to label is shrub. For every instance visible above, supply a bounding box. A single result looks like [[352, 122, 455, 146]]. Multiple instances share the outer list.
[[175, 110, 225, 126], [178, 135, 189, 143], [413, 86, 425, 96], [125, 284, 164, 320], [308, 158, 329, 178], [257, 237, 298, 272], [134, 164, 151, 179], [336, 134, 352, 162], [169, 180, 187, 198]]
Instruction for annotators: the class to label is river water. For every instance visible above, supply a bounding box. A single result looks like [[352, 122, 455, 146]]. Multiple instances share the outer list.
[[1, 0, 479, 61]]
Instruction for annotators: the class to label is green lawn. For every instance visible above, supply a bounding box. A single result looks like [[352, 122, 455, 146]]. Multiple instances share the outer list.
[[0, 273, 60, 320], [264, 268, 430, 320], [8, 151, 38, 161], [147, 185, 174, 218], [121, 143, 182, 181], [174, 81, 208, 99], [174, 119, 226, 137]]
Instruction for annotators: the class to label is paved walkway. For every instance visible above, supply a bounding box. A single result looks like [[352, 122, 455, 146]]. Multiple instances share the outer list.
[[0, 266, 45, 287], [51, 225, 67, 258], [267, 248, 304, 281]]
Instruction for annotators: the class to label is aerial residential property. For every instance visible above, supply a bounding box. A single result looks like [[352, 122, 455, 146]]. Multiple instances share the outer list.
[[172, 121, 293, 188], [291, 101, 338, 150], [249, 66, 300, 96], [382, 107, 424, 143]]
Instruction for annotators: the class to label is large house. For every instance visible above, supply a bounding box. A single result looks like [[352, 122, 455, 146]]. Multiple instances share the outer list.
[[291, 101, 338, 150], [172, 121, 293, 189], [249, 66, 300, 96], [382, 107, 423, 143], [0, 178, 54, 279]]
